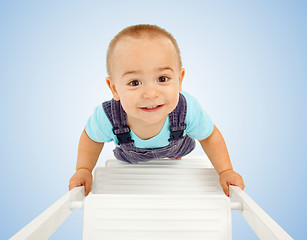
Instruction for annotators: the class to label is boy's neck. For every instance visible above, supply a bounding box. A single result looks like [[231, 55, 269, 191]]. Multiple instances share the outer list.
[[127, 115, 168, 140]]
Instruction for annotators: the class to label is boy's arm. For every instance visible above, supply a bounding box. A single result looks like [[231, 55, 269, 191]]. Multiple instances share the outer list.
[[69, 129, 104, 195], [199, 125, 233, 174], [76, 129, 104, 172], [199, 125, 244, 196]]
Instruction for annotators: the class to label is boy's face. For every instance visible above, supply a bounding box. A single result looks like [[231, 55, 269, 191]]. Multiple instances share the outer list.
[[106, 36, 184, 127]]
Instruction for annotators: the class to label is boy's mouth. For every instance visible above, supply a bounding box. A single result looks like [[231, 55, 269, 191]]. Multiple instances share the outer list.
[[140, 104, 164, 112]]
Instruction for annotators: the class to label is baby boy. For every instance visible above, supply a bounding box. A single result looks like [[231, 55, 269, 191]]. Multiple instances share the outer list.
[[69, 24, 245, 197]]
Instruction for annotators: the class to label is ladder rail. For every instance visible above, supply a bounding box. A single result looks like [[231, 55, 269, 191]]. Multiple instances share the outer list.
[[9, 186, 85, 240], [229, 185, 293, 240]]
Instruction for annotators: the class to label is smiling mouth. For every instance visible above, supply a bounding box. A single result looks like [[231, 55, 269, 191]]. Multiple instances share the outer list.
[[140, 104, 164, 111]]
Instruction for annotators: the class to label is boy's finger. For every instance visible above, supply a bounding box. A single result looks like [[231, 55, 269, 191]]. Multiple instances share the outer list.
[[220, 181, 230, 197], [224, 187, 229, 197], [230, 178, 245, 191], [238, 182, 245, 191], [84, 181, 92, 196], [69, 181, 82, 191]]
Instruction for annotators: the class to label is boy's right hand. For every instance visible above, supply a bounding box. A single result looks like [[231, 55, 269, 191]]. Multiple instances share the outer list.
[[69, 169, 92, 196]]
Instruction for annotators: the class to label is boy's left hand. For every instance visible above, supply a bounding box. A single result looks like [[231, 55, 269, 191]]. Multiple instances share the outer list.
[[219, 170, 245, 197]]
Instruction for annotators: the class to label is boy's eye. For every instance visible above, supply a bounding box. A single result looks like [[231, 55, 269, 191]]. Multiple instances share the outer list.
[[129, 80, 141, 86], [158, 76, 169, 82]]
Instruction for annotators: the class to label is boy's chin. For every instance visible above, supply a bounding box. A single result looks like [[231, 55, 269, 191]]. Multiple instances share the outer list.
[[139, 114, 167, 125]]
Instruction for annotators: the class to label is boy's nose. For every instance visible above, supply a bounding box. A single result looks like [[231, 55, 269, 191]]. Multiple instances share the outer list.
[[142, 85, 159, 99]]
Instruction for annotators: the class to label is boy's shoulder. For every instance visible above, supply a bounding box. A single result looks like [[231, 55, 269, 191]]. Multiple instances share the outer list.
[[181, 91, 201, 108], [180, 90, 191, 98]]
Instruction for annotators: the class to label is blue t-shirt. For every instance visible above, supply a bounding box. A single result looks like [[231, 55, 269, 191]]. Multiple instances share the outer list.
[[86, 91, 214, 148]]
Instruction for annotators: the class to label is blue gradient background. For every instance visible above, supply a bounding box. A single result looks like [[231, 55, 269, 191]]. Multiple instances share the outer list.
[[1, 1, 306, 239]]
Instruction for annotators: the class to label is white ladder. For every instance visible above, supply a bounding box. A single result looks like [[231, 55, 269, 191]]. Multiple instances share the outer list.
[[10, 156, 293, 240]]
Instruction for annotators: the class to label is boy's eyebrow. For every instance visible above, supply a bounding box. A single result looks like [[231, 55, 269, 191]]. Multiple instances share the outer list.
[[122, 67, 174, 77], [122, 70, 141, 77], [156, 67, 174, 72]]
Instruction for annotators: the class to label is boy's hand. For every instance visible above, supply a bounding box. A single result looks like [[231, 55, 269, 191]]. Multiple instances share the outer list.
[[69, 169, 92, 196], [219, 169, 245, 197]]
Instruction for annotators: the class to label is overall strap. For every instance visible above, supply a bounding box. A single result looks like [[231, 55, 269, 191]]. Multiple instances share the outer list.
[[168, 93, 187, 141], [102, 99, 133, 145]]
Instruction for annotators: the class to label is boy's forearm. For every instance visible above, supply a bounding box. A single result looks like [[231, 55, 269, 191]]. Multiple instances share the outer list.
[[199, 125, 233, 175], [76, 129, 104, 172]]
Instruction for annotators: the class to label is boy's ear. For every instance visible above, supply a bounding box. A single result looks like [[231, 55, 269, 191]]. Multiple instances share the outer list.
[[179, 68, 185, 91], [106, 77, 120, 101]]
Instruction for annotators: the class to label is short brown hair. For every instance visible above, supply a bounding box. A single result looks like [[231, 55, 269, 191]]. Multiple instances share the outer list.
[[106, 24, 182, 76]]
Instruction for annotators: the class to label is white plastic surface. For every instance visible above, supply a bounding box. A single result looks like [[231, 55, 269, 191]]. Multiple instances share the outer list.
[[93, 156, 218, 196], [83, 194, 231, 240], [83, 156, 231, 240], [92, 167, 223, 195]]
